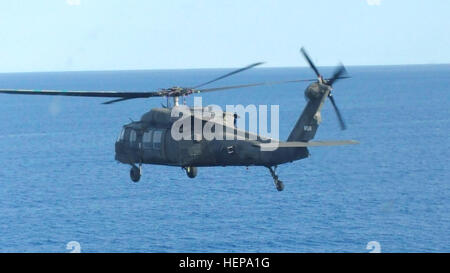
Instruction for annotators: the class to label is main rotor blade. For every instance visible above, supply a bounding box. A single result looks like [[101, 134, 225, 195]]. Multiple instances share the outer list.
[[198, 76, 351, 93], [0, 89, 165, 97], [327, 63, 347, 86], [0, 89, 167, 99], [300, 47, 321, 78], [328, 94, 346, 130], [191, 62, 265, 89], [198, 78, 317, 93], [102, 97, 140, 104]]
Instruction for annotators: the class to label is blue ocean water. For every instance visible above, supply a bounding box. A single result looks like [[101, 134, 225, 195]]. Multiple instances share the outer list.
[[0, 65, 448, 253]]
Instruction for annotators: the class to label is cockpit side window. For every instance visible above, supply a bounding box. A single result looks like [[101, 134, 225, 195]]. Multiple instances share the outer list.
[[129, 130, 137, 144], [122, 128, 131, 142]]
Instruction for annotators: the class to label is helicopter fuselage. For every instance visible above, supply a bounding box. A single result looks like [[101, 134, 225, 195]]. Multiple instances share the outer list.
[[114, 109, 309, 168]]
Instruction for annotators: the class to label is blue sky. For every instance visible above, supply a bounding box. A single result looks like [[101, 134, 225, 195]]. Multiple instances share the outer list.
[[0, 0, 448, 72]]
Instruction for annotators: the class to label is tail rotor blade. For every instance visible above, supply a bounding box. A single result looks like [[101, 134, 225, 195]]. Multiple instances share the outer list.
[[328, 94, 346, 130], [327, 63, 347, 86], [300, 47, 321, 78]]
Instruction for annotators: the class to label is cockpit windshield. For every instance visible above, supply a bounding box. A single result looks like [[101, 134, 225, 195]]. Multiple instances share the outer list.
[[117, 128, 126, 142]]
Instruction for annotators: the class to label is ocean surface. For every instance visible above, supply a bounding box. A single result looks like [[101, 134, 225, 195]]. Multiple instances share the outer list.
[[0, 64, 448, 253]]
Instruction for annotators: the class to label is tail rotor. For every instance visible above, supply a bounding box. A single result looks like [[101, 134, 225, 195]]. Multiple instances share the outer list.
[[300, 47, 349, 130]]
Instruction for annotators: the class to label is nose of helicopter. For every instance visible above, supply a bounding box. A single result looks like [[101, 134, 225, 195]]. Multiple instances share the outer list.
[[114, 128, 128, 164]]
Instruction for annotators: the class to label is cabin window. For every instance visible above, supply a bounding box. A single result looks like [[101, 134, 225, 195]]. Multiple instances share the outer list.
[[143, 131, 153, 149], [153, 130, 162, 150]]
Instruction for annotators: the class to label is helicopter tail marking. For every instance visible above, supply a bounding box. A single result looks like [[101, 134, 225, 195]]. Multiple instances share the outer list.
[[287, 87, 328, 142]]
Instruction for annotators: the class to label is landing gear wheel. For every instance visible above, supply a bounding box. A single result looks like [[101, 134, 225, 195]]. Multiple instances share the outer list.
[[185, 166, 197, 178], [275, 180, 284, 191], [130, 165, 141, 182]]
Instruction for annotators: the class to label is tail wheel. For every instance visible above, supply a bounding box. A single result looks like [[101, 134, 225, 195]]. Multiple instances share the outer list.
[[185, 167, 198, 178], [130, 166, 141, 182]]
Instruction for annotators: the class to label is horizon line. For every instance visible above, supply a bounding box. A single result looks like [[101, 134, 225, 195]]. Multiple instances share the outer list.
[[0, 62, 449, 74]]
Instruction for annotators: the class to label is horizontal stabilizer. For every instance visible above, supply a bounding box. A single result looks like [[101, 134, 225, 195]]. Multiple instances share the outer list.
[[254, 140, 359, 150]]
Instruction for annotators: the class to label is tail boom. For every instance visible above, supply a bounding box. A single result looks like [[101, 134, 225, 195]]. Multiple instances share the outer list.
[[287, 82, 330, 142]]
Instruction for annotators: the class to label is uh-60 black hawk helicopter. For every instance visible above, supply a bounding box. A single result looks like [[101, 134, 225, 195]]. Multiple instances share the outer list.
[[0, 48, 358, 191]]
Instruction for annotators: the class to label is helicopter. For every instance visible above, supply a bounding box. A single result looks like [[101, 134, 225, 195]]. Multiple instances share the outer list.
[[0, 48, 358, 191]]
